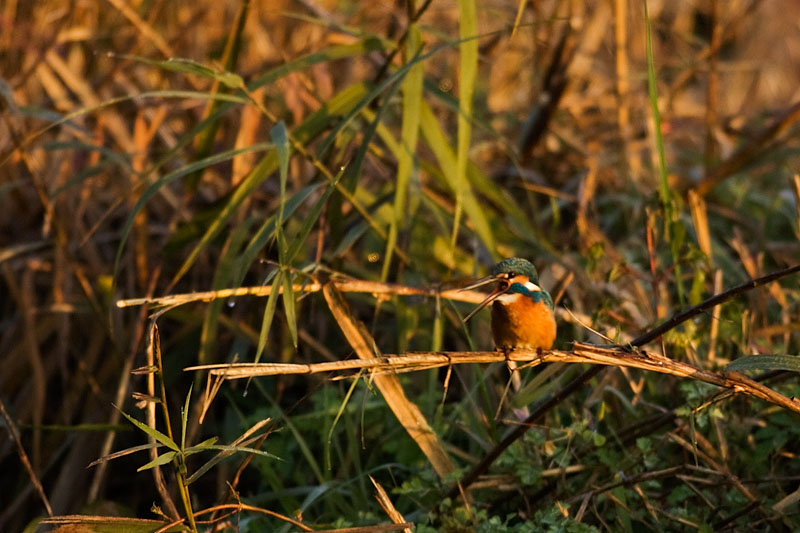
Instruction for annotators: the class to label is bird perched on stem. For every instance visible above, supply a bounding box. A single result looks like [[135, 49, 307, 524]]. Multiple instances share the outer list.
[[462, 258, 556, 351]]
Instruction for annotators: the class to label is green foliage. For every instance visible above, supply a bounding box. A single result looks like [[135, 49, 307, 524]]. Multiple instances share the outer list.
[[417, 499, 600, 533]]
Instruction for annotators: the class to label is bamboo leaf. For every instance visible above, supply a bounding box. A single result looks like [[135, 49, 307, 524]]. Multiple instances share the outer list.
[[203, 444, 281, 460], [451, 0, 478, 253], [137, 451, 177, 472], [726, 355, 800, 373], [183, 436, 220, 456], [186, 435, 274, 485], [86, 442, 159, 468], [117, 407, 179, 452]]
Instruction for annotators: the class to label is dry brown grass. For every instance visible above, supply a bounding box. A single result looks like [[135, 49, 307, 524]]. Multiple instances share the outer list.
[[2, 0, 800, 531]]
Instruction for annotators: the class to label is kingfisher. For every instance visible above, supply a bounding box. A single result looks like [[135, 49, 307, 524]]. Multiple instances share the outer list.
[[462, 258, 556, 350]]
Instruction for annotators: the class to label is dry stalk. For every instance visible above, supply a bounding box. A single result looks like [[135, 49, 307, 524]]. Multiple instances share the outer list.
[[321, 282, 457, 480], [186, 342, 800, 416], [116, 279, 484, 309]]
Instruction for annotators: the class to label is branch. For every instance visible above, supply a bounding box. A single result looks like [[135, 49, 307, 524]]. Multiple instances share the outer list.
[[116, 279, 485, 309], [186, 343, 800, 415], [630, 263, 800, 346]]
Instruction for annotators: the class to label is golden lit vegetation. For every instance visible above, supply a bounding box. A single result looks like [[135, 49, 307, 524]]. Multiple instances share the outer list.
[[2, 1, 800, 531]]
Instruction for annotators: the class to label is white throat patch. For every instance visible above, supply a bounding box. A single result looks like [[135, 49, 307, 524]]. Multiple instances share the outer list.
[[496, 292, 521, 303]]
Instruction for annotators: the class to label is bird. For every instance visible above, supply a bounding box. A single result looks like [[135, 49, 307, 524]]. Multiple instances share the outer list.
[[461, 258, 556, 351]]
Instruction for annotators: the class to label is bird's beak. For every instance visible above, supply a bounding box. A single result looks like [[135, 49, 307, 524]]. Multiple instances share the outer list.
[[460, 275, 510, 322], [460, 274, 497, 291]]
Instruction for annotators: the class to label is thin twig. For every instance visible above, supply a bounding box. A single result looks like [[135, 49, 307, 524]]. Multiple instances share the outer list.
[[631, 264, 800, 347], [0, 397, 53, 517]]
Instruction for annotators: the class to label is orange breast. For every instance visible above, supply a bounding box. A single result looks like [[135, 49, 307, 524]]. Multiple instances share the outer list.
[[491, 296, 556, 350]]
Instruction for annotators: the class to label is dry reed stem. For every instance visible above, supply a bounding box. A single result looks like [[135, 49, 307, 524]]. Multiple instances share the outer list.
[[793, 174, 800, 239], [103, 0, 173, 57], [116, 278, 487, 308], [42, 500, 313, 532], [186, 342, 800, 415], [688, 189, 712, 258], [322, 282, 457, 479], [370, 476, 413, 533], [146, 323, 180, 520]]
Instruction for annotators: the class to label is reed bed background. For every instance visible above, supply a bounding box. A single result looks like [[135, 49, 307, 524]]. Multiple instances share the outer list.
[[2, 0, 800, 531]]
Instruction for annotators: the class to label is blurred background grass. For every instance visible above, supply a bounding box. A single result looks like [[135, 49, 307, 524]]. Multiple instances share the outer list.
[[2, 0, 800, 531]]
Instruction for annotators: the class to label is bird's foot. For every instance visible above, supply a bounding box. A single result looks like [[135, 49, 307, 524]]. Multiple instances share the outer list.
[[495, 345, 514, 357]]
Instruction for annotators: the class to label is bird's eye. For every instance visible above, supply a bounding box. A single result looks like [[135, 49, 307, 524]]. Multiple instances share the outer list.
[[507, 272, 516, 279]]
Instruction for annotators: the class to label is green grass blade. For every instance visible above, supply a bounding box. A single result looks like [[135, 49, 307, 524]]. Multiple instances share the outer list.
[[329, 80, 401, 248], [381, 24, 423, 281], [286, 167, 344, 264], [315, 39, 460, 160], [248, 39, 387, 91], [18, 90, 250, 164], [643, 0, 670, 218], [644, 0, 685, 305], [271, 120, 291, 264], [281, 270, 298, 349], [113, 143, 270, 288], [451, 0, 478, 254], [419, 101, 496, 259], [22, 41, 385, 163], [115, 54, 244, 88], [170, 152, 277, 287], [256, 382, 325, 484], [170, 83, 370, 288], [254, 270, 282, 365], [190, 0, 250, 189], [726, 355, 800, 373], [325, 374, 363, 472], [234, 184, 321, 287], [198, 216, 254, 366], [181, 384, 192, 450], [271, 119, 298, 349]]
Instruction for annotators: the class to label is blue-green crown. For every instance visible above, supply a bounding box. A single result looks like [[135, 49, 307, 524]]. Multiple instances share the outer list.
[[491, 258, 539, 282], [492, 258, 553, 309]]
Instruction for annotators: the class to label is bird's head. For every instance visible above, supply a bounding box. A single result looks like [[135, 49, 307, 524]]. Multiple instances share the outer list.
[[461, 258, 545, 322]]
